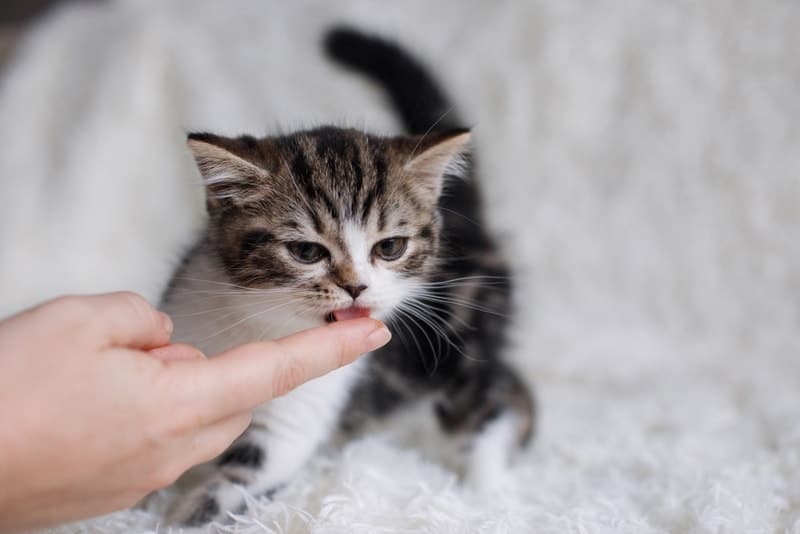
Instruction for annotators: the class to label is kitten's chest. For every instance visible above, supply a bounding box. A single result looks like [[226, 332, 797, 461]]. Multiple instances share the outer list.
[[163, 252, 319, 356], [251, 357, 366, 439], [163, 249, 365, 434], [168, 301, 316, 358]]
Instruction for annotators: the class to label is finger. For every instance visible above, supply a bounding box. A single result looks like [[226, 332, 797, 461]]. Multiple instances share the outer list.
[[78, 292, 173, 349], [168, 318, 391, 424], [149, 343, 205, 361], [180, 412, 253, 469], [149, 412, 253, 490]]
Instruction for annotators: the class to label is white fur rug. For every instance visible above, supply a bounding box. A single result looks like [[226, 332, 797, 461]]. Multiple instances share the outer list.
[[2, 0, 800, 532]]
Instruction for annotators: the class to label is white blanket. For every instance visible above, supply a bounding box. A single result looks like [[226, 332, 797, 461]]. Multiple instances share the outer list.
[[2, 1, 799, 532]]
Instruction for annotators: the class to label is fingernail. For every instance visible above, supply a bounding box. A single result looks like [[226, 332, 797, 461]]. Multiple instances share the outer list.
[[159, 312, 174, 335], [364, 321, 391, 352]]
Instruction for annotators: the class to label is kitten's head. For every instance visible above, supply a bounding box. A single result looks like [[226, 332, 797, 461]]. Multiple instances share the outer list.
[[187, 126, 469, 323]]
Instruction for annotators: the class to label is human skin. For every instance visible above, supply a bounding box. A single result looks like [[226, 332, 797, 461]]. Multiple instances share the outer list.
[[0, 292, 390, 533]]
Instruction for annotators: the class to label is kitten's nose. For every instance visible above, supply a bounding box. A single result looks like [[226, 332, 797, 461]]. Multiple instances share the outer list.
[[340, 283, 368, 299]]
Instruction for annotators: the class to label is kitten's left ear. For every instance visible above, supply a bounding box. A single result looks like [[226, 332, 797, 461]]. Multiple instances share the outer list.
[[401, 128, 471, 202], [187, 132, 269, 208]]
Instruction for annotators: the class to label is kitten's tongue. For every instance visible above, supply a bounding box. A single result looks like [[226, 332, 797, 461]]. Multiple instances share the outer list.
[[332, 307, 371, 321]]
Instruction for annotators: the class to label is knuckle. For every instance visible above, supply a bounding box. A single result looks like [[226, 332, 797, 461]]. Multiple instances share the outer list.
[[118, 291, 156, 326]]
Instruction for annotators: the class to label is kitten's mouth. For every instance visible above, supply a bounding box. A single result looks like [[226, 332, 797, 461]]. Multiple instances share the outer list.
[[325, 306, 372, 323]]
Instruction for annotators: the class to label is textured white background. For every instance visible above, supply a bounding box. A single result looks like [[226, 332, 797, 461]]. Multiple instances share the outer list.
[[1, 0, 799, 532]]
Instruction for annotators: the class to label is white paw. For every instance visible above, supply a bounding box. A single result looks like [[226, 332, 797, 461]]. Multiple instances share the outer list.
[[167, 476, 247, 526], [465, 413, 519, 493]]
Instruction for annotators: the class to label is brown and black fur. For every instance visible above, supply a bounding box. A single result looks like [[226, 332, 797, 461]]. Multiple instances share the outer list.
[[163, 26, 534, 525], [325, 28, 535, 445], [184, 125, 465, 297]]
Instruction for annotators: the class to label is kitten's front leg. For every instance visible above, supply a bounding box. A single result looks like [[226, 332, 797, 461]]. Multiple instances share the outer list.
[[167, 434, 269, 525], [167, 427, 315, 525], [435, 362, 535, 490], [168, 363, 362, 525]]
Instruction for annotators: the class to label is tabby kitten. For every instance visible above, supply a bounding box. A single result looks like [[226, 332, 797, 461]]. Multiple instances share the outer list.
[[162, 27, 534, 525]]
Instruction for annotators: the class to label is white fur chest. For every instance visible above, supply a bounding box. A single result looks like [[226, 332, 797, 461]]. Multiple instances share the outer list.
[[163, 249, 365, 458]]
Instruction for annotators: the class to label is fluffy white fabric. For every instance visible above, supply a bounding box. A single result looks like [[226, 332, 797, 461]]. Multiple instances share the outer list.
[[2, 0, 799, 532]]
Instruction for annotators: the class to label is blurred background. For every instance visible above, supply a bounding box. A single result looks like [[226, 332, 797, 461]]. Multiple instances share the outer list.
[[0, 0, 52, 64], [1, 1, 799, 532], [0, 0, 100, 62]]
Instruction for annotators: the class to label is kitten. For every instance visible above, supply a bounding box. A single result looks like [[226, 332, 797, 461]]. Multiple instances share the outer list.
[[162, 27, 534, 525]]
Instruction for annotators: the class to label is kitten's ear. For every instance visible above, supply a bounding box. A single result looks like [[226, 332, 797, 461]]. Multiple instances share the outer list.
[[401, 128, 471, 202], [187, 133, 268, 207]]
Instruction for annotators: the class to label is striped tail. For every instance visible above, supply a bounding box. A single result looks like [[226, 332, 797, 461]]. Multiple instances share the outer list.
[[324, 26, 462, 135]]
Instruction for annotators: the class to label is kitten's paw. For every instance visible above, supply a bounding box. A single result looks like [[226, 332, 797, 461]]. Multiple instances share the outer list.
[[168, 492, 223, 526], [167, 477, 244, 526], [465, 454, 513, 493], [465, 413, 519, 493]]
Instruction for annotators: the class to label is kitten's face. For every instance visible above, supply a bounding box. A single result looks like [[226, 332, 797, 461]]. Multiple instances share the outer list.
[[188, 127, 469, 323]]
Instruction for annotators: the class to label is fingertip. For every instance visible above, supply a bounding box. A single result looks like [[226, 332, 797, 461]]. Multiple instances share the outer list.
[[159, 312, 174, 336], [364, 321, 392, 352], [323, 318, 391, 353]]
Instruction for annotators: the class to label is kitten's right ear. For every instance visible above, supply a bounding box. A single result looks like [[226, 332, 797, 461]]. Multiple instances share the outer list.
[[187, 133, 268, 207]]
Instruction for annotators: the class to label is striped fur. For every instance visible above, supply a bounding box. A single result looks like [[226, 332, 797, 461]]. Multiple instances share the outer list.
[[162, 27, 533, 525]]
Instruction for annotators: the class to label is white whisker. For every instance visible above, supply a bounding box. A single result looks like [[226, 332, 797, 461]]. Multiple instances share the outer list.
[[394, 305, 442, 372], [197, 298, 304, 343], [407, 291, 508, 318], [399, 299, 483, 363]]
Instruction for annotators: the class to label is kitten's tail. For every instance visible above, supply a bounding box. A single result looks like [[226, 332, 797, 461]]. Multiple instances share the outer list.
[[324, 26, 463, 135]]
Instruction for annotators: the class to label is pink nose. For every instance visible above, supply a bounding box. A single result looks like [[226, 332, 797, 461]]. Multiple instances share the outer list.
[[339, 284, 367, 299]]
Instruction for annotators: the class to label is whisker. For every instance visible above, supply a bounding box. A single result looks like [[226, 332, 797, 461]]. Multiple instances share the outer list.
[[415, 275, 511, 286], [405, 106, 456, 164], [197, 299, 303, 343], [407, 291, 508, 318], [437, 206, 483, 228], [256, 305, 308, 342], [172, 277, 279, 292], [395, 106, 458, 188], [167, 288, 303, 300], [406, 298, 474, 331], [168, 297, 293, 319], [276, 150, 318, 218], [188, 295, 301, 333], [400, 299, 472, 358], [387, 310, 429, 373], [394, 305, 442, 371]]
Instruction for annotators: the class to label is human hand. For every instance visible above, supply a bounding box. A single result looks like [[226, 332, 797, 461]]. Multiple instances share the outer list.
[[0, 292, 390, 533]]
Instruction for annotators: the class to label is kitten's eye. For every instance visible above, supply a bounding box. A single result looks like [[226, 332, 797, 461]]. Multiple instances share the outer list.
[[373, 237, 408, 261], [286, 241, 329, 264]]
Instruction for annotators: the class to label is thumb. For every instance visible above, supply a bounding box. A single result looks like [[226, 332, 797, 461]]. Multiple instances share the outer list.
[[169, 318, 391, 424]]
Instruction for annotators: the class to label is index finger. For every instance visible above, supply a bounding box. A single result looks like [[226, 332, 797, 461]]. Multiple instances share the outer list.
[[39, 292, 172, 350], [167, 318, 391, 423]]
